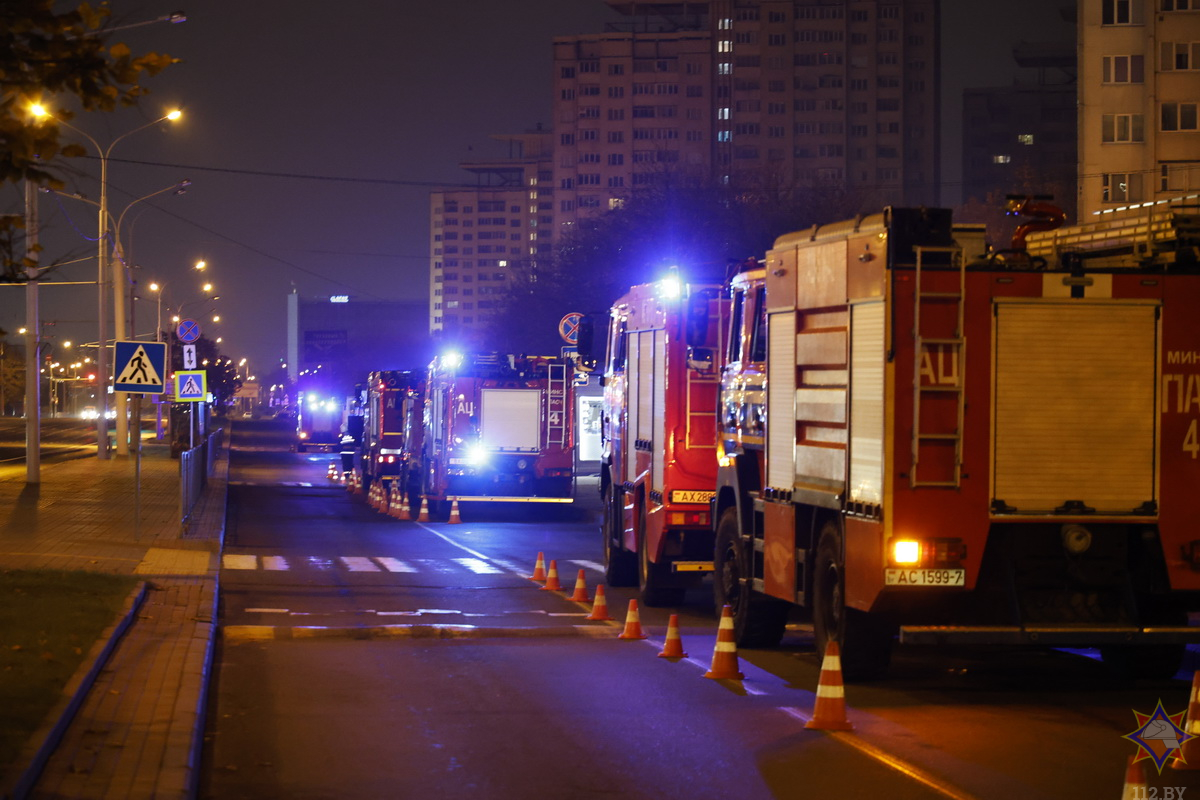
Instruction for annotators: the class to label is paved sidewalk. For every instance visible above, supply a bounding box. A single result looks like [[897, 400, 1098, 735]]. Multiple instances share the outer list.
[[0, 430, 229, 800]]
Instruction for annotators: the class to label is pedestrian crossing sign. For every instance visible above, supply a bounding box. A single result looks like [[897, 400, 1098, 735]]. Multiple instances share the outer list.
[[173, 370, 207, 403], [113, 340, 167, 394]]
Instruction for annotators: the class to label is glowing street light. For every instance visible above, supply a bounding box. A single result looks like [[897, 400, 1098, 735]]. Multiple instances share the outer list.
[[30, 103, 182, 458]]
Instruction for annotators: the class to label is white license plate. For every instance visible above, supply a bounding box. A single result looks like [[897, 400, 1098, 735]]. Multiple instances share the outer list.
[[885, 568, 965, 587]]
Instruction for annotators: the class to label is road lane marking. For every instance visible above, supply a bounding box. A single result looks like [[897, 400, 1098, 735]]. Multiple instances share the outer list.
[[569, 559, 605, 572], [340, 556, 381, 572], [222, 554, 257, 570], [780, 707, 978, 800]]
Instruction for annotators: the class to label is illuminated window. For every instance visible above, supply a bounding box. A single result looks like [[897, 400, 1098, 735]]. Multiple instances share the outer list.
[[1018, 133, 1035, 145], [1102, 113, 1144, 141], [993, 154, 1011, 164]]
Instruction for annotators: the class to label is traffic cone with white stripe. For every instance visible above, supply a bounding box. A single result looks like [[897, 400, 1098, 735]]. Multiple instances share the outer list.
[[618, 599, 647, 639], [1172, 671, 1200, 770], [529, 551, 547, 582], [396, 490, 412, 521], [570, 569, 589, 602], [417, 496, 431, 522], [704, 604, 743, 679], [658, 614, 688, 659], [448, 499, 462, 524], [1122, 756, 1148, 799], [586, 584, 613, 621], [541, 560, 563, 591], [804, 640, 853, 730]]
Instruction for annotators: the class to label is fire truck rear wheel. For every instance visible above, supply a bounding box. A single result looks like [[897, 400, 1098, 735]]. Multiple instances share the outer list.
[[602, 485, 636, 587], [714, 508, 788, 648], [813, 522, 893, 681]]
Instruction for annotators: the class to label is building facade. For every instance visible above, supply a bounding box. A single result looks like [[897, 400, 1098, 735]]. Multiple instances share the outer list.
[[1078, 0, 1200, 217], [429, 131, 553, 343], [552, 0, 941, 236], [962, 41, 1077, 224]]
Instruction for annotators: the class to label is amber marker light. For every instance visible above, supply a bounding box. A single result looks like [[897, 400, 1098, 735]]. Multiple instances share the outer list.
[[892, 539, 921, 565]]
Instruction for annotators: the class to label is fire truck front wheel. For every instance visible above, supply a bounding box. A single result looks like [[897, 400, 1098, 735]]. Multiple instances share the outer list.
[[639, 515, 685, 607], [714, 508, 788, 648], [812, 522, 893, 681], [602, 486, 637, 587]]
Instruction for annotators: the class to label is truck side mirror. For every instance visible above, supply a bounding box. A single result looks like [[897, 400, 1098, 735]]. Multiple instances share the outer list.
[[575, 315, 598, 373], [686, 291, 711, 347]]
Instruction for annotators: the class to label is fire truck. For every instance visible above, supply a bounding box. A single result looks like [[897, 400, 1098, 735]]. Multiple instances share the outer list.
[[421, 352, 575, 515], [295, 384, 345, 453], [361, 370, 424, 505], [595, 274, 725, 605], [711, 198, 1200, 679]]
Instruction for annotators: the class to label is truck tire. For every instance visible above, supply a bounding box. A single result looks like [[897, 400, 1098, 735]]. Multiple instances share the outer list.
[[714, 507, 788, 648], [639, 504, 685, 607], [812, 521, 893, 681], [603, 485, 637, 586]]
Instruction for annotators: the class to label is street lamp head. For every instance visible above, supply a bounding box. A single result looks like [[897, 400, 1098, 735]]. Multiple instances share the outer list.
[[30, 103, 49, 119], [174, 179, 191, 194], [194, 260, 206, 271], [149, 282, 161, 292], [166, 109, 182, 121]]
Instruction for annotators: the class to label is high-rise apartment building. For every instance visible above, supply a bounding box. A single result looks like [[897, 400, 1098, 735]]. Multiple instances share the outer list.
[[552, 0, 941, 237], [1078, 0, 1200, 217], [429, 131, 553, 343]]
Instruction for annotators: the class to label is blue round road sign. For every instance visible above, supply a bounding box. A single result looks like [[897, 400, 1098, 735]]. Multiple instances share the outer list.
[[177, 319, 201, 343]]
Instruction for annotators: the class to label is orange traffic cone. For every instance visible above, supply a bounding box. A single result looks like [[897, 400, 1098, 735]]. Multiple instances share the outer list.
[[1173, 671, 1200, 770], [396, 491, 411, 521], [1122, 756, 1147, 799], [448, 499, 462, 524], [529, 552, 547, 582], [704, 604, 743, 679], [618, 599, 647, 639], [417, 497, 430, 522], [570, 569, 589, 602], [541, 560, 563, 591], [586, 584, 613, 621], [658, 614, 688, 659], [805, 640, 853, 730]]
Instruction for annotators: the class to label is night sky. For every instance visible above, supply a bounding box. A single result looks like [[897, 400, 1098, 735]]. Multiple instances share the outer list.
[[1, 0, 1072, 385]]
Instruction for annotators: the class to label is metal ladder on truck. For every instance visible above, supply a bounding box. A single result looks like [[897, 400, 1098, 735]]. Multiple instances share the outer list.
[[910, 244, 966, 488], [544, 360, 568, 448]]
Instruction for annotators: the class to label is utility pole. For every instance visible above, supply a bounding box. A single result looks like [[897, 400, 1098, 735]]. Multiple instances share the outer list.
[[24, 179, 40, 483]]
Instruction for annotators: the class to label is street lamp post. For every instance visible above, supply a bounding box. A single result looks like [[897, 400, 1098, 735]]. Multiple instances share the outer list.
[[30, 105, 181, 458]]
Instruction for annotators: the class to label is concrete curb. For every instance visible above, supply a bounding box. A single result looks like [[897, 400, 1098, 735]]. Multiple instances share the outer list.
[[1, 582, 149, 800], [221, 622, 621, 642], [185, 434, 229, 799]]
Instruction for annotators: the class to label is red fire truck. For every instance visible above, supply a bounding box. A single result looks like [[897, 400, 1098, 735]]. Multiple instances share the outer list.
[[295, 383, 345, 453], [711, 199, 1200, 679], [595, 274, 725, 605], [361, 370, 424, 505], [421, 352, 575, 515]]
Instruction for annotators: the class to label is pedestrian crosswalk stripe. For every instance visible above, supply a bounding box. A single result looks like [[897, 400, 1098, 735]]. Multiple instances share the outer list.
[[454, 557, 503, 575], [375, 557, 415, 573], [219, 554, 605, 577]]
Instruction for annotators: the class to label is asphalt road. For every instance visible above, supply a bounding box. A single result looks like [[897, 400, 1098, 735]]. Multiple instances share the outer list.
[[200, 421, 1200, 800], [0, 416, 101, 467]]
